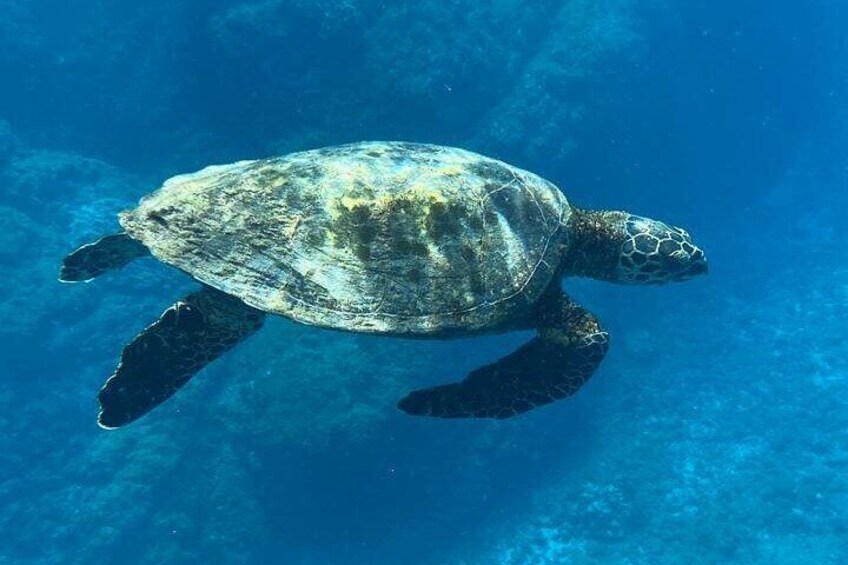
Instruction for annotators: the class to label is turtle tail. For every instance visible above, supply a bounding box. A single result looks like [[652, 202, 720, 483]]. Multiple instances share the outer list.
[[60, 233, 149, 282]]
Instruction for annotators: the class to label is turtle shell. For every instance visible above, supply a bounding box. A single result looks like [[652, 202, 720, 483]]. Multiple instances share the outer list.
[[120, 142, 571, 335]]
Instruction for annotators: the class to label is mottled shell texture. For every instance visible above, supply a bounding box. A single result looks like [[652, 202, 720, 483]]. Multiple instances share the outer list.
[[120, 142, 571, 334]]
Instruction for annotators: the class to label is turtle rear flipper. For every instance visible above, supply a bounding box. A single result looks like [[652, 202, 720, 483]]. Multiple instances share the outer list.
[[97, 286, 265, 429], [398, 290, 608, 419], [60, 233, 149, 282]]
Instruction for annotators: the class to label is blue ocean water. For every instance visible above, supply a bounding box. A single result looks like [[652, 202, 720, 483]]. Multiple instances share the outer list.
[[1, 0, 846, 563]]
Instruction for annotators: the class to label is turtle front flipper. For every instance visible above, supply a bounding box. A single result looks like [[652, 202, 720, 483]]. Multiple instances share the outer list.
[[398, 290, 608, 419], [60, 233, 149, 282], [97, 286, 265, 429]]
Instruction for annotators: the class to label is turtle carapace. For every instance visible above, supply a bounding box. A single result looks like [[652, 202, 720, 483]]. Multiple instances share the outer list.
[[60, 142, 707, 428]]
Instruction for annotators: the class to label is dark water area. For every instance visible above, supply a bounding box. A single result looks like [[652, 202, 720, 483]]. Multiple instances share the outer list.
[[1, 1, 846, 564]]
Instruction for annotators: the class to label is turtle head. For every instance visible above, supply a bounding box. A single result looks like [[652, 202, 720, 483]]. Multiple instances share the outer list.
[[563, 209, 707, 284], [616, 214, 707, 284]]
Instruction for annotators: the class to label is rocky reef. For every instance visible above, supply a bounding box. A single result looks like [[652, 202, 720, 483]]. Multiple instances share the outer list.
[[0, 0, 843, 563]]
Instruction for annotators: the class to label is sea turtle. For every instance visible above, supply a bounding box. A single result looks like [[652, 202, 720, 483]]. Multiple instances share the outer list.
[[60, 142, 707, 429]]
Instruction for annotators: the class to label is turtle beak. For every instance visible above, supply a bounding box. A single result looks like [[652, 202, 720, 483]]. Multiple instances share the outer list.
[[682, 248, 708, 279], [668, 239, 707, 281]]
